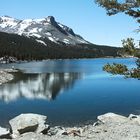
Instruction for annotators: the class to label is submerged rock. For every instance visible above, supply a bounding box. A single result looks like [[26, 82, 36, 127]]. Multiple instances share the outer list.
[[9, 113, 49, 138]]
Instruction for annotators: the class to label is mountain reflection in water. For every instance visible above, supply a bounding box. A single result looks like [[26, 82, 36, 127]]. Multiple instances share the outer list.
[[0, 72, 81, 103]]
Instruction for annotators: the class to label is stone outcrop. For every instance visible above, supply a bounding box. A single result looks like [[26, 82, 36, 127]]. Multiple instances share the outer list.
[[97, 112, 127, 124], [9, 113, 49, 138], [0, 127, 10, 139]]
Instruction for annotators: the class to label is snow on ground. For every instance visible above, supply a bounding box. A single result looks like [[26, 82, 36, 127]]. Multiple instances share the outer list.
[[29, 28, 38, 33], [31, 33, 41, 38], [0, 16, 18, 28], [45, 32, 52, 36], [36, 39, 47, 46], [63, 39, 70, 44], [48, 36, 56, 42]]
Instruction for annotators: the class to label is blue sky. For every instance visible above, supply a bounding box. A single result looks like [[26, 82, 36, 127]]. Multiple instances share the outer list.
[[0, 0, 139, 47]]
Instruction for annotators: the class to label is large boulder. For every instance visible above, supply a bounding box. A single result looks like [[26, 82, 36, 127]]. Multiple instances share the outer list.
[[97, 113, 127, 125], [9, 113, 49, 138], [129, 114, 140, 125], [0, 126, 10, 139]]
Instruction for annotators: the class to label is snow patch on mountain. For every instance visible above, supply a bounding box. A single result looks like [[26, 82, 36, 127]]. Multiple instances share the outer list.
[[0, 16, 89, 45], [36, 39, 47, 46]]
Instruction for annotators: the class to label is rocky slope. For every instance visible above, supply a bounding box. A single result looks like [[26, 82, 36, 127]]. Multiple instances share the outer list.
[[0, 16, 88, 45]]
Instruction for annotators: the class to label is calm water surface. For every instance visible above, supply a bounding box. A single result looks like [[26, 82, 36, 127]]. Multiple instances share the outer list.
[[0, 58, 139, 127]]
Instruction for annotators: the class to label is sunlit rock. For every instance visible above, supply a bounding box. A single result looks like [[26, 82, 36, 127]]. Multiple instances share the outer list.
[[9, 113, 48, 138], [0, 126, 10, 139], [97, 113, 127, 124]]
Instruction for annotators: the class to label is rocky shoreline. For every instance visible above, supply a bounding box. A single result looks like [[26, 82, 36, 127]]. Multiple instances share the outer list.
[[0, 113, 140, 140]]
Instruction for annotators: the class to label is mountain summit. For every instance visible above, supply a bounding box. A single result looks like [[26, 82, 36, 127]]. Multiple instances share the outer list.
[[0, 16, 89, 45]]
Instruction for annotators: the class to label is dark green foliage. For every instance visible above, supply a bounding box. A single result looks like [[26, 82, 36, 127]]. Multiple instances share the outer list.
[[136, 58, 140, 68], [117, 37, 140, 57], [103, 62, 140, 79], [0, 32, 120, 61], [127, 68, 140, 79], [121, 38, 135, 55], [95, 0, 140, 25], [103, 63, 128, 74]]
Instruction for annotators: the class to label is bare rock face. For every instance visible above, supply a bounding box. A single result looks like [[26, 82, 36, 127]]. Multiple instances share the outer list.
[[9, 113, 49, 138], [0, 126, 10, 139]]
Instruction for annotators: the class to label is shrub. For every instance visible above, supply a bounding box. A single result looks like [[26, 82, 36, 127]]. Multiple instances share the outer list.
[[103, 62, 140, 79], [128, 68, 140, 79], [103, 63, 128, 75], [136, 59, 140, 68]]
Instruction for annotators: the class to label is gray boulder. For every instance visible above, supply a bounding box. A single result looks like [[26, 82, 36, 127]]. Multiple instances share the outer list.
[[97, 113, 127, 124], [9, 113, 49, 138], [0, 126, 10, 139]]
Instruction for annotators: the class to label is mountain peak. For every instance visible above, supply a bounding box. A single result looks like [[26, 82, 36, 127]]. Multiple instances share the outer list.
[[0, 15, 89, 45], [46, 16, 55, 23]]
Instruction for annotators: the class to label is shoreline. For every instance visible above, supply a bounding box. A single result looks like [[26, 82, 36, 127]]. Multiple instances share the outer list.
[[0, 56, 137, 65], [1, 113, 140, 140]]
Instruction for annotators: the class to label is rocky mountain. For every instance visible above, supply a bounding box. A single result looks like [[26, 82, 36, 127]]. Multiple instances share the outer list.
[[0, 16, 121, 60], [0, 15, 89, 45]]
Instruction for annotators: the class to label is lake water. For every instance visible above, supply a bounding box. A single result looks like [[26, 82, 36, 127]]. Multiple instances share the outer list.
[[0, 58, 139, 127]]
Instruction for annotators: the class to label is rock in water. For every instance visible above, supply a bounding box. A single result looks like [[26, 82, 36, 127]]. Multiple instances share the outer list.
[[9, 113, 49, 138], [0, 126, 10, 139]]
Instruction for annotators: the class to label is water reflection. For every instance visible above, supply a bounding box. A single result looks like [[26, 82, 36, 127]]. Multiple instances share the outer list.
[[0, 72, 81, 103]]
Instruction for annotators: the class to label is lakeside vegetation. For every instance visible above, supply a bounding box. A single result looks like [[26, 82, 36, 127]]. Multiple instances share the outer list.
[[96, 0, 140, 79], [103, 38, 140, 79], [103, 63, 128, 75]]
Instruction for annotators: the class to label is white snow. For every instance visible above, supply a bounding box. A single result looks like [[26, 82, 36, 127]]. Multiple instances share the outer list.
[[0, 16, 18, 28], [58, 23, 64, 28], [36, 39, 47, 46], [0, 16, 88, 45], [48, 37, 55, 42], [29, 28, 38, 33], [18, 22, 31, 35], [0, 23, 7, 28], [63, 39, 70, 44], [31, 33, 41, 38], [38, 28, 43, 32], [45, 32, 52, 36]]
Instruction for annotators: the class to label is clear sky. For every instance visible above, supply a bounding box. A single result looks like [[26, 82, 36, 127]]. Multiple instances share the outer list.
[[0, 0, 139, 47]]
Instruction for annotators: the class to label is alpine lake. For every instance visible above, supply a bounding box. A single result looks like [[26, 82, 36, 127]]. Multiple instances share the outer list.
[[0, 58, 139, 127]]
